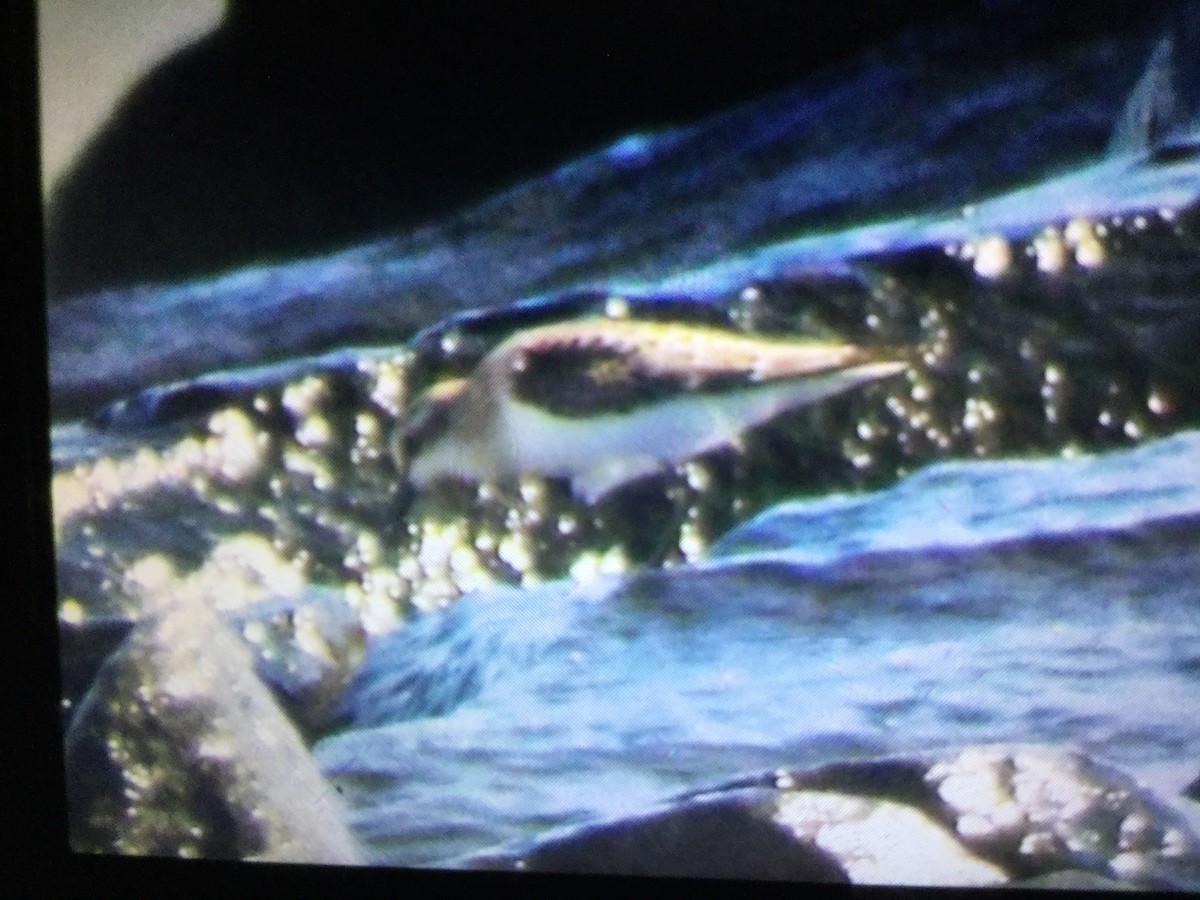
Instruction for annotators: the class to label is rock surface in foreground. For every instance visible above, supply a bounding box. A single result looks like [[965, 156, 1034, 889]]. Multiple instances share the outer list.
[[468, 793, 852, 883], [465, 748, 1200, 889], [63, 597, 362, 864]]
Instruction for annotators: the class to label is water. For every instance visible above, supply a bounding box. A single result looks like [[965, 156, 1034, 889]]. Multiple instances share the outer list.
[[315, 432, 1200, 865]]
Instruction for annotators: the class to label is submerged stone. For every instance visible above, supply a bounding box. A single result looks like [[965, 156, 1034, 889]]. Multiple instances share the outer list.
[[463, 747, 1200, 888]]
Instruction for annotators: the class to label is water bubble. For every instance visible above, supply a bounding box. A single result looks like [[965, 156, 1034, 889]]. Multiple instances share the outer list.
[[972, 235, 1012, 279]]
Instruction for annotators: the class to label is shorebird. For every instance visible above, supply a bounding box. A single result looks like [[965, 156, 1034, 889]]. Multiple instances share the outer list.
[[395, 318, 906, 504]]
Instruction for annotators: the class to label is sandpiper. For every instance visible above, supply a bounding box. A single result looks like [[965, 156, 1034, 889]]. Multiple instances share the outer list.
[[396, 318, 907, 504]]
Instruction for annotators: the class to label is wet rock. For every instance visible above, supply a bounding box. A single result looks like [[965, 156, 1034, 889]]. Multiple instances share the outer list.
[[229, 587, 366, 736], [64, 597, 362, 864], [467, 790, 850, 883], [49, 405, 399, 737], [927, 745, 1200, 890], [57, 574, 363, 740], [465, 748, 1200, 888]]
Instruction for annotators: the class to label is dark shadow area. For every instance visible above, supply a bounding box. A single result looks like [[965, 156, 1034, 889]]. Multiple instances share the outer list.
[[44, 0, 988, 298]]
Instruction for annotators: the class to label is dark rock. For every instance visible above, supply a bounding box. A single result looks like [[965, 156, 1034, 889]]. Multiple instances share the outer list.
[[486, 747, 1200, 887], [1185, 773, 1200, 803], [469, 790, 850, 883], [44, 2, 985, 298]]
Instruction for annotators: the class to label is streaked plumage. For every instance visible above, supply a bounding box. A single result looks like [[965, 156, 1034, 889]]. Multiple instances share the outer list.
[[397, 319, 906, 503]]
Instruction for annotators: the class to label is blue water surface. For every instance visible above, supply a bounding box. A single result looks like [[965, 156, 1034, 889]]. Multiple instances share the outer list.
[[315, 431, 1200, 865]]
